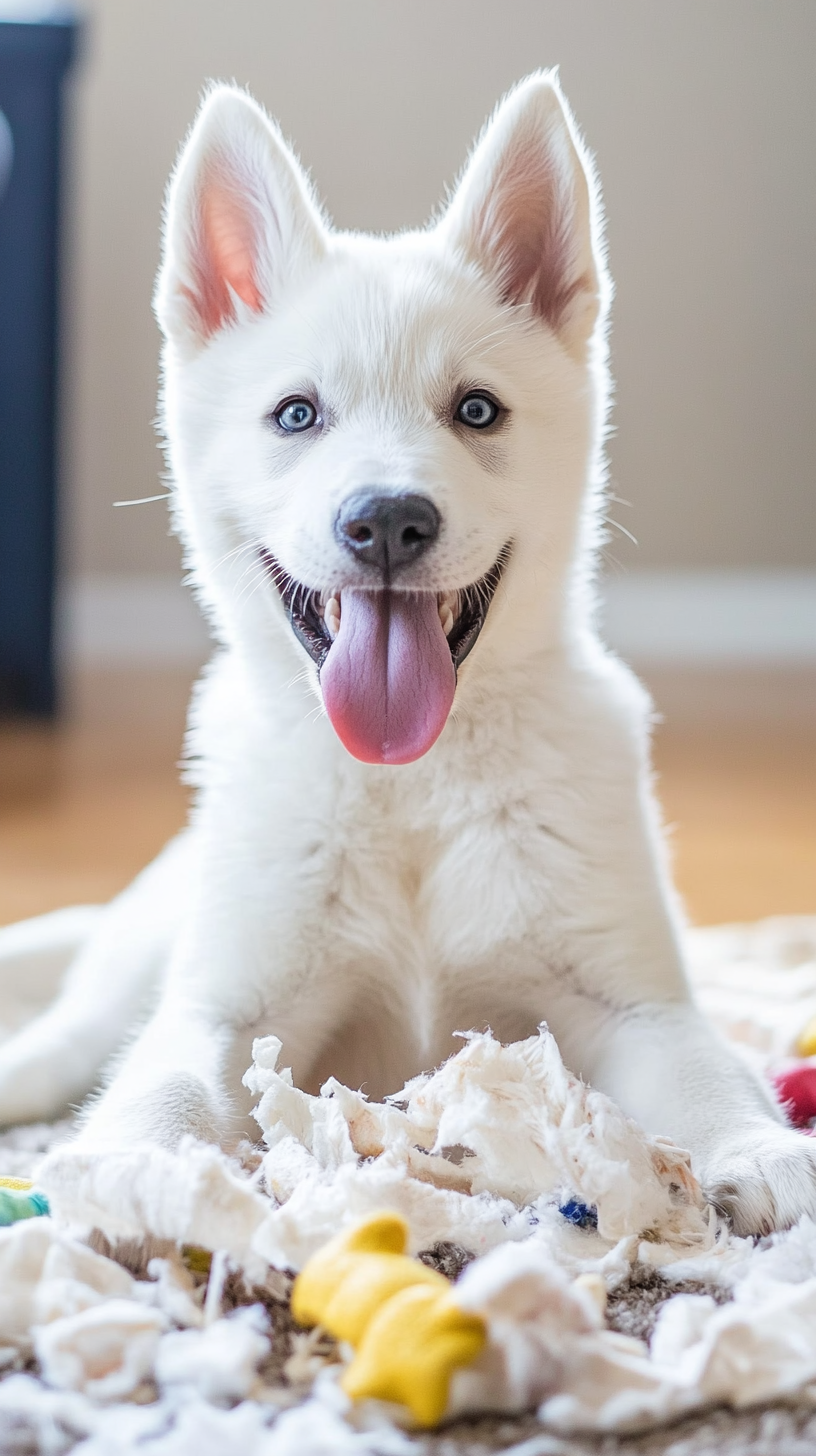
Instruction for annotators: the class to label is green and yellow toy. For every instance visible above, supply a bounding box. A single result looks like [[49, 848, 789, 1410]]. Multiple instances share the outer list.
[[292, 1211, 487, 1426], [0, 1176, 49, 1226]]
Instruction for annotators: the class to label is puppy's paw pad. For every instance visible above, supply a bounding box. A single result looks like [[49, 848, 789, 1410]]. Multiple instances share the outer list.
[[704, 1128, 816, 1236]]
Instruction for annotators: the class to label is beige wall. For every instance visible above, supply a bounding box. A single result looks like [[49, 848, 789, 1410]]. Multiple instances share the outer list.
[[61, 0, 816, 578]]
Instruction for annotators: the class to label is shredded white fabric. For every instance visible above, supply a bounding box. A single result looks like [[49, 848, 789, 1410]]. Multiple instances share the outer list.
[[243, 1027, 714, 1272], [154, 1305, 269, 1404], [39, 1140, 270, 1280], [441, 1233, 816, 1433], [34, 1301, 167, 1402], [0, 1221, 133, 1347]]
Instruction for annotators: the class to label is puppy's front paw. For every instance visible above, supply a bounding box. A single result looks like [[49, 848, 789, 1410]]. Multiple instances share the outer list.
[[702, 1126, 816, 1235]]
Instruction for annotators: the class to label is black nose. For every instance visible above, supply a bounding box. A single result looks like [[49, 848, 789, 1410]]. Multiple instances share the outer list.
[[335, 491, 441, 577]]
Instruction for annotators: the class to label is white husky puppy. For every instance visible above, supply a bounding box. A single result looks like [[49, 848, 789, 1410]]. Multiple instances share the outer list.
[[0, 73, 812, 1236]]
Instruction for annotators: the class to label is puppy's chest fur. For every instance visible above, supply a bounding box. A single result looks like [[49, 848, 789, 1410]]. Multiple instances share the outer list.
[[245, 783, 563, 1094], [208, 703, 578, 1067]]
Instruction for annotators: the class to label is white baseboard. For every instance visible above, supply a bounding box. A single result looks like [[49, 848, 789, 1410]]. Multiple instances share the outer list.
[[59, 575, 211, 666], [601, 571, 816, 663], [60, 571, 816, 667]]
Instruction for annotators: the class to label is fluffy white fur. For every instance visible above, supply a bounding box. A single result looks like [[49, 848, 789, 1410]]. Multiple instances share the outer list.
[[0, 73, 813, 1236]]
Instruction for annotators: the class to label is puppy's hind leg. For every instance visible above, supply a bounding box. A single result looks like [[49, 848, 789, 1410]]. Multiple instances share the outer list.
[[0, 904, 103, 1025], [0, 835, 191, 1125]]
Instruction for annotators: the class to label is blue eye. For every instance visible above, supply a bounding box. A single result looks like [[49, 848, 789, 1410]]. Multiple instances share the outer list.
[[456, 392, 499, 429], [275, 398, 318, 433]]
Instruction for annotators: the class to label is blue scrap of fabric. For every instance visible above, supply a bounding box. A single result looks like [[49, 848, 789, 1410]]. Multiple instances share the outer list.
[[559, 1198, 598, 1229]]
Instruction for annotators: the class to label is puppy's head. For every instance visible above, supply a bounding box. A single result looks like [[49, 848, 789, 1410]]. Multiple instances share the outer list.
[[156, 73, 608, 765]]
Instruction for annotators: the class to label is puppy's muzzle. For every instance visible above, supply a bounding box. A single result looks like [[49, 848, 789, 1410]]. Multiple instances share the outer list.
[[335, 491, 440, 580]]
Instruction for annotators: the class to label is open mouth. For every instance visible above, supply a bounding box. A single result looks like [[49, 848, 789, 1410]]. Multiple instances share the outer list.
[[260, 545, 510, 766], [260, 547, 509, 673]]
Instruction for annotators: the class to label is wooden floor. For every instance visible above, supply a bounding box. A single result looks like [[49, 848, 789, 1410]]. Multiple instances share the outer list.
[[0, 667, 813, 929]]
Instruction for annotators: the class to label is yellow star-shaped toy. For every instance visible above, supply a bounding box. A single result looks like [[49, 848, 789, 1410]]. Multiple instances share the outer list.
[[292, 1211, 486, 1426]]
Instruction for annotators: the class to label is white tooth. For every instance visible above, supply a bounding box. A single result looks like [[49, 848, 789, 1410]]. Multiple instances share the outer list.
[[324, 595, 341, 639], [437, 594, 454, 634], [438, 599, 454, 637]]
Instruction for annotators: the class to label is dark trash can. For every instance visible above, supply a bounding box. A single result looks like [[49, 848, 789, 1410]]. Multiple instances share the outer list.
[[0, 14, 79, 714]]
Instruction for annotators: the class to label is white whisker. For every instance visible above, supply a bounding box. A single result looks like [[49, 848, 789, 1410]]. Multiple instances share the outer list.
[[113, 492, 172, 507], [605, 517, 638, 547]]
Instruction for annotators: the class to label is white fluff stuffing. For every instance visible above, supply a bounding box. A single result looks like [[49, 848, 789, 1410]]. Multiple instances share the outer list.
[[268, 1396, 417, 1455], [245, 1028, 713, 1265], [0, 1220, 133, 1346], [541, 1275, 816, 1433], [394, 1030, 707, 1242], [34, 1300, 166, 1402], [442, 1241, 816, 1433], [155, 1305, 269, 1404], [448, 1240, 605, 1417], [39, 1139, 270, 1275]]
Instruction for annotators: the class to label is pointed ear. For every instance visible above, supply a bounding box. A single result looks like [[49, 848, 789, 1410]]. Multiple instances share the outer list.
[[440, 73, 606, 352], [155, 85, 326, 349]]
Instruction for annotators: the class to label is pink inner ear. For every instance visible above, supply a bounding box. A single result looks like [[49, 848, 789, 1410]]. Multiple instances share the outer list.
[[479, 130, 587, 331], [187, 169, 264, 338]]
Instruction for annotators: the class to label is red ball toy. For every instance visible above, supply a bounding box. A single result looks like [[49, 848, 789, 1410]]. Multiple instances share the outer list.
[[771, 1064, 816, 1131]]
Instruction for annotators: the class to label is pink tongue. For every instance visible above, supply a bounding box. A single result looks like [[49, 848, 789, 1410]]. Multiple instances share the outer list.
[[320, 589, 456, 765]]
